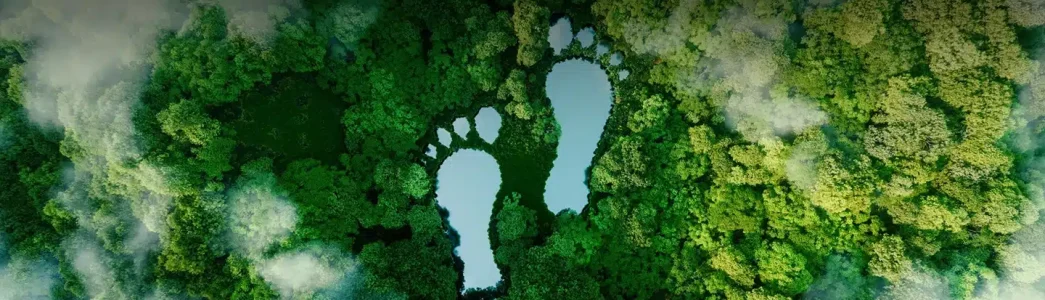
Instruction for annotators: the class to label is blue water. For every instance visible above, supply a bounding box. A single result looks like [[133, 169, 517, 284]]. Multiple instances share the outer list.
[[452, 117, 470, 136], [437, 128, 452, 146], [549, 18, 572, 55], [545, 60, 613, 213], [433, 16, 616, 290], [576, 27, 595, 48], [610, 52, 622, 65], [435, 149, 502, 289], [475, 107, 501, 142]]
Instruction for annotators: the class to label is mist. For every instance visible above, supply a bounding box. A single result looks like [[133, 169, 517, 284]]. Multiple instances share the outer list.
[[619, 0, 698, 61], [0, 0, 185, 139], [258, 246, 361, 299], [211, 0, 301, 44], [0, 258, 57, 300], [878, 264, 950, 300], [0, 234, 59, 300], [687, 1, 827, 143], [996, 56, 1045, 294], [226, 177, 298, 258], [803, 254, 866, 300], [0, 0, 188, 238], [785, 141, 823, 191], [0, 2, 199, 297], [317, 0, 381, 56]]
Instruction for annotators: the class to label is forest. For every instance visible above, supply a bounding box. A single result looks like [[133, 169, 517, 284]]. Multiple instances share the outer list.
[[2, 0, 1045, 299]]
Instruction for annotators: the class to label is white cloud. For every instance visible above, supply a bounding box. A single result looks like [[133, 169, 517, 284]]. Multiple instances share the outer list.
[[320, 0, 381, 50], [214, 0, 300, 45], [65, 233, 123, 299], [679, 2, 826, 142], [878, 264, 950, 300], [619, 0, 698, 59], [227, 182, 298, 257], [785, 142, 821, 191], [0, 234, 58, 300], [258, 246, 360, 299], [0, 257, 57, 300]]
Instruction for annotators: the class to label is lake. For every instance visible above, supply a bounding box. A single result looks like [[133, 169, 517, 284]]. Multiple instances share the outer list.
[[544, 59, 613, 213], [433, 18, 616, 291], [435, 149, 501, 289]]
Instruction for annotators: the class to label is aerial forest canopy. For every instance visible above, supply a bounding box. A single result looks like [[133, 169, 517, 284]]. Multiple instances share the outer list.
[[2, 0, 1045, 299]]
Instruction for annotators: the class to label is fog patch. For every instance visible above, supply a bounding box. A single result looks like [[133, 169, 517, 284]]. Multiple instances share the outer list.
[[1014, 61, 1045, 209], [618, 0, 697, 58], [878, 264, 950, 300], [318, 0, 381, 56], [144, 289, 184, 300], [0, 0, 189, 246], [0, 258, 57, 300], [130, 192, 173, 239], [258, 246, 360, 299], [226, 177, 298, 258], [803, 254, 868, 300], [125, 223, 161, 269], [992, 218, 1045, 298], [64, 233, 135, 299], [785, 143, 821, 191], [50, 168, 163, 295], [687, 2, 826, 142], [1001, 61, 1045, 300], [223, 162, 371, 298], [0, 235, 58, 300], [211, 0, 301, 45], [0, 0, 186, 134]]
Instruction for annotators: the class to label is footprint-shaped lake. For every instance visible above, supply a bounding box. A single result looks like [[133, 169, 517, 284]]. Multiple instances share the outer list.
[[436, 18, 619, 290], [545, 59, 613, 213]]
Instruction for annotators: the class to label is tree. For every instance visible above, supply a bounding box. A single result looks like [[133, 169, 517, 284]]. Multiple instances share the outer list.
[[755, 243, 814, 296], [590, 137, 648, 192], [868, 236, 912, 282], [511, 0, 550, 66]]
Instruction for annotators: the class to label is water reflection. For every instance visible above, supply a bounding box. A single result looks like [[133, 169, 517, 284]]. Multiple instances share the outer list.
[[475, 107, 502, 142], [549, 18, 572, 55], [453, 117, 470, 136], [576, 27, 595, 48], [545, 59, 612, 213], [436, 149, 501, 289]]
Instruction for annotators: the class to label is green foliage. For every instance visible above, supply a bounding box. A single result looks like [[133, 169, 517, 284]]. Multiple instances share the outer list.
[[511, 0, 550, 66], [2, 0, 1044, 298]]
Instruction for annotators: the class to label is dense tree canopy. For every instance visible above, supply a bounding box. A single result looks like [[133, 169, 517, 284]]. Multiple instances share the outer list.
[[1, 0, 1045, 299]]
